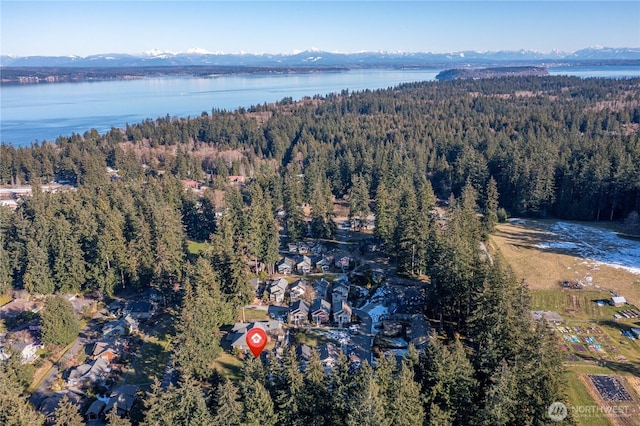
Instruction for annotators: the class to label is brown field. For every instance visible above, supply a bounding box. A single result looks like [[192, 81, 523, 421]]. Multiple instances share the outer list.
[[491, 220, 640, 306]]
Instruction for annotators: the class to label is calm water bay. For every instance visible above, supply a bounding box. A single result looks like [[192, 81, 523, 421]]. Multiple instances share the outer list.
[[1, 66, 639, 147]]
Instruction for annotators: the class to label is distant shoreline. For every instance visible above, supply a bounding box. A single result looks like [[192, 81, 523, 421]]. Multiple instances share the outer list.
[[0, 65, 349, 86], [2, 60, 639, 86]]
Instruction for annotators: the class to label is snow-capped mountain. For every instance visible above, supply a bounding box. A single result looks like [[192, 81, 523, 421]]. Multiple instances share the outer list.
[[1, 47, 638, 68]]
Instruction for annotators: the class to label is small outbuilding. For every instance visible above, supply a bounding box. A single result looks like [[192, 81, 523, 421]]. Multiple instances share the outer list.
[[611, 296, 627, 307]]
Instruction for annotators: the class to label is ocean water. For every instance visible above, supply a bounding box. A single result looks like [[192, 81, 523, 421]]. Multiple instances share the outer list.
[[1, 69, 441, 146], [1, 66, 638, 147]]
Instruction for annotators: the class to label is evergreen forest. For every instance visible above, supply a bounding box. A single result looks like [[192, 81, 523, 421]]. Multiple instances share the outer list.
[[1, 75, 639, 425]]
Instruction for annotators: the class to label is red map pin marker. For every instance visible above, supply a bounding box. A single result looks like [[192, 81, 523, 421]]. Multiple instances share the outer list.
[[246, 327, 268, 358]]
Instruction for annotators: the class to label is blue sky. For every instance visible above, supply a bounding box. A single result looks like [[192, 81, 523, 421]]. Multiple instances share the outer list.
[[2, 1, 639, 56]]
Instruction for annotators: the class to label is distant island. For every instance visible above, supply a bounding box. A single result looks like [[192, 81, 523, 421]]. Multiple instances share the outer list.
[[436, 66, 549, 81]]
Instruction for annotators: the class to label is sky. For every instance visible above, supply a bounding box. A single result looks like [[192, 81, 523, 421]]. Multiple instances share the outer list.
[[1, 1, 639, 57]]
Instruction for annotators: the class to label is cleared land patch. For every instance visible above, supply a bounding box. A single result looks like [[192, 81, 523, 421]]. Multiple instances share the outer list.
[[492, 219, 640, 305]]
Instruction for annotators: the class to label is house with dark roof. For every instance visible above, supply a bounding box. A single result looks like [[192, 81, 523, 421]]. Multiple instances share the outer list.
[[313, 279, 330, 301], [227, 321, 284, 351], [0, 299, 43, 319], [277, 257, 295, 275], [124, 301, 156, 320], [105, 385, 138, 416], [289, 300, 310, 325], [310, 298, 331, 325], [296, 255, 312, 275], [332, 300, 352, 328], [85, 399, 106, 420], [289, 279, 310, 303], [318, 342, 340, 373], [269, 278, 289, 304]]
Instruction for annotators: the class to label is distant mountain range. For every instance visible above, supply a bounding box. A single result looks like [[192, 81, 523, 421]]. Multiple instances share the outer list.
[[2, 47, 639, 68]]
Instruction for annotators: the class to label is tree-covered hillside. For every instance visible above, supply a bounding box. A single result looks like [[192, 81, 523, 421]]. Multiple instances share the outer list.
[[0, 75, 638, 424]]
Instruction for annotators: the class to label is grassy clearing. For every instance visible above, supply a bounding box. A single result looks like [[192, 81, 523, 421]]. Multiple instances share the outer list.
[[239, 307, 269, 322], [0, 293, 11, 307], [291, 329, 334, 347], [187, 241, 207, 255], [212, 353, 244, 382], [491, 221, 640, 306]]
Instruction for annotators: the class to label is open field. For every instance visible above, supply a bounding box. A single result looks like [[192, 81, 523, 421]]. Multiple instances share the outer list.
[[492, 219, 640, 425], [492, 219, 640, 306]]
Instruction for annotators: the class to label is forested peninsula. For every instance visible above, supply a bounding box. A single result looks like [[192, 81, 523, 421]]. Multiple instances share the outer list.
[[1, 75, 640, 425], [436, 66, 549, 80]]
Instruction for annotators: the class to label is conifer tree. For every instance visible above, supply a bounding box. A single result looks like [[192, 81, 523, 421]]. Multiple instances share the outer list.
[[174, 258, 231, 379], [41, 294, 80, 347], [53, 395, 84, 426], [388, 361, 425, 426], [22, 239, 54, 294], [345, 361, 388, 426], [105, 403, 133, 426], [0, 367, 43, 426], [213, 380, 243, 426], [299, 348, 329, 424]]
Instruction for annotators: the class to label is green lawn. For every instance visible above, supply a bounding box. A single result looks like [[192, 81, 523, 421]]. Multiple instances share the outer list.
[[212, 353, 244, 382], [239, 307, 269, 322], [291, 329, 335, 347], [187, 241, 207, 255]]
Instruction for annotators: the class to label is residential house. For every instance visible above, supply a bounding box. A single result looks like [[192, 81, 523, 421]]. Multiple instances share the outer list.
[[334, 253, 351, 269], [12, 342, 38, 364], [227, 321, 284, 351], [295, 255, 312, 275], [310, 298, 331, 325], [90, 338, 121, 362], [288, 242, 299, 254], [297, 242, 309, 255], [269, 278, 289, 304], [0, 299, 43, 319], [105, 385, 138, 417], [67, 358, 110, 389], [124, 301, 156, 320], [277, 257, 295, 275], [296, 344, 312, 367], [332, 278, 350, 300], [313, 279, 331, 301], [39, 393, 82, 425], [289, 300, 310, 325], [318, 342, 340, 372], [289, 279, 310, 303], [315, 256, 332, 273], [332, 300, 352, 328], [85, 399, 106, 420], [123, 314, 139, 334], [228, 175, 246, 184], [102, 321, 126, 338]]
